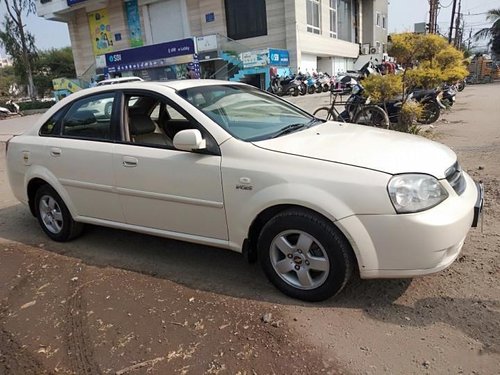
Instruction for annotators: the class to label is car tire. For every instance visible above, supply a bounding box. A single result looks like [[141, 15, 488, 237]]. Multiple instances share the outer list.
[[104, 102, 112, 117], [35, 185, 84, 242], [257, 209, 354, 301]]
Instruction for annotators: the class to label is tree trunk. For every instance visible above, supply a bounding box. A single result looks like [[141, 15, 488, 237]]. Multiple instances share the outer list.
[[16, 11, 36, 100]]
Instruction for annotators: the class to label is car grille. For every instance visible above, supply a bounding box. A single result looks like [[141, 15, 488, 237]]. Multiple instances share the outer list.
[[445, 162, 466, 195]]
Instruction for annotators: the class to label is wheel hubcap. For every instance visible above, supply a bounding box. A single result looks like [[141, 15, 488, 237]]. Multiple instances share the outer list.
[[270, 230, 330, 290], [39, 195, 63, 234]]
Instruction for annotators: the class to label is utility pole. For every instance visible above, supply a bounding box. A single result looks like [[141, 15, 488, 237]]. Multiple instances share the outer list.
[[448, 0, 458, 43], [467, 28, 472, 51], [454, 0, 462, 48], [428, 0, 439, 34]]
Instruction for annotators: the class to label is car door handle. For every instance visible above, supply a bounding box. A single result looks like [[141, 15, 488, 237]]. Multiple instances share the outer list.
[[50, 148, 61, 157], [122, 156, 138, 167]]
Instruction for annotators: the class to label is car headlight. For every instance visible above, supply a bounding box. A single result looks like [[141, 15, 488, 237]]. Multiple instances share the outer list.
[[388, 174, 448, 213]]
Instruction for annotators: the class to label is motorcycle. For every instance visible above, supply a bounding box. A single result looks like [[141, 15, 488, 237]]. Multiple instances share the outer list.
[[0, 100, 21, 119], [267, 75, 302, 96], [441, 83, 458, 107]]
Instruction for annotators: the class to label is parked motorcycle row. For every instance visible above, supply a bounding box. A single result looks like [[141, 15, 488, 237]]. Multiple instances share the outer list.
[[267, 71, 336, 97], [308, 61, 464, 127]]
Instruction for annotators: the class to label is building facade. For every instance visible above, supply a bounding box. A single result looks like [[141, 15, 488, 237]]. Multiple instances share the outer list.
[[37, 0, 388, 84]]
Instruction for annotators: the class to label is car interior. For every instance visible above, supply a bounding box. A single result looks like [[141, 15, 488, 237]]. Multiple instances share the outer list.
[[125, 95, 195, 148]]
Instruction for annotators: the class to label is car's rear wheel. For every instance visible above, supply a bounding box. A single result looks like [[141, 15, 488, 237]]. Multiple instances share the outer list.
[[258, 209, 353, 301], [35, 185, 84, 242]]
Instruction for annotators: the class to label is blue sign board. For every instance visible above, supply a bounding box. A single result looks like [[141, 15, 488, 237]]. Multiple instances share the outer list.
[[67, 0, 86, 5], [105, 38, 195, 73], [268, 49, 290, 66], [205, 12, 215, 22]]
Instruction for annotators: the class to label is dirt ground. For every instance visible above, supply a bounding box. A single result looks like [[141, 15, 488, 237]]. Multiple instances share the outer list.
[[0, 82, 499, 374]]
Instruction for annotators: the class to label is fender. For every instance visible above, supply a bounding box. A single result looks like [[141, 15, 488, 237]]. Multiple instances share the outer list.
[[226, 182, 379, 271], [24, 165, 79, 219]]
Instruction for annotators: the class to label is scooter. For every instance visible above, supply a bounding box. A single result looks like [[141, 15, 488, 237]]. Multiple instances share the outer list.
[[267, 75, 302, 96], [0, 100, 21, 119]]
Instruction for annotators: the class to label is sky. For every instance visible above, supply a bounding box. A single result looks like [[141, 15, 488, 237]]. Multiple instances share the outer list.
[[0, 0, 499, 57], [388, 0, 500, 50]]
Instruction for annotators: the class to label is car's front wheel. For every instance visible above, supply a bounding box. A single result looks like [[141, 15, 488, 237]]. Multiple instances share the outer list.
[[258, 209, 353, 301], [35, 185, 84, 242]]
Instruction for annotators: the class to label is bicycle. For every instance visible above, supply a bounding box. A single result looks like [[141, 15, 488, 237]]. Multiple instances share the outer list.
[[313, 86, 390, 129]]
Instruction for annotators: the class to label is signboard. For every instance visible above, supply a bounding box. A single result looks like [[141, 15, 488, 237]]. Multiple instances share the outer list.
[[240, 49, 269, 69], [67, 0, 86, 5], [205, 12, 215, 22], [196, 35, 217, 52], [88, 9, 113, 56], [125, 0, 143, 47], [268, 49, 289, 66], [105, 38, 196, 73]]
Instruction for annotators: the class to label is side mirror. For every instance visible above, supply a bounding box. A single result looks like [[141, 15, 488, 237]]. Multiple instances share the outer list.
[[173, 129, 206, 151]]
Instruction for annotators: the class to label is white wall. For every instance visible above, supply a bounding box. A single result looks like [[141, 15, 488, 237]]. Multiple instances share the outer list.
[[300, 53, 317, 73]]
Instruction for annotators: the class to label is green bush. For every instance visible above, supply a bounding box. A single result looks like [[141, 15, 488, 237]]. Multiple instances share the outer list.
[[18, 100, 55, 111]]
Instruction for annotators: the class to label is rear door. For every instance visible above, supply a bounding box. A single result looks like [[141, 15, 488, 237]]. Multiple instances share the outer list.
[[41, 92, 124, 222]]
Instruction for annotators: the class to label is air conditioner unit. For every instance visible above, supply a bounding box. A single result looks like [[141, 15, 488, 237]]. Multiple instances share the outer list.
[[369, 47, 378, 54], [361, 45, 370, 55]]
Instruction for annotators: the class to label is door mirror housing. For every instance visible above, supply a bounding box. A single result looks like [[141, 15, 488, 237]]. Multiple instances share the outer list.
[[173, 129, 206, 151]]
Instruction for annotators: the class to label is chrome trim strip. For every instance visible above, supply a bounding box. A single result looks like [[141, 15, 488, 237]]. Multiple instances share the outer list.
[[60, 178, 114, 193], [114, 187, 224, 208]]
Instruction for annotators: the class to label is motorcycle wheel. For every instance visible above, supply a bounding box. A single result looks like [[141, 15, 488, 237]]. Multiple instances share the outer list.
[[313, 107, 337, 121], [417, 101, 440, 124], [315, 86, 323, 94], [322, 84, 330, 93], [308, 86, 316, 94], [299, 83, 307, 96], [291, 87, 299, 97], [457, 80, 465, 92], [353, 105, 390, 129]]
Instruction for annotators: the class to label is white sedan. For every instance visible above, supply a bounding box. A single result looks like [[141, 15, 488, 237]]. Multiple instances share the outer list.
[[6, 80, 483, 301]]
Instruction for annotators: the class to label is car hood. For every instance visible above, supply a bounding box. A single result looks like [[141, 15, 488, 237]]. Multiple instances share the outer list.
[[254, 122, 456, 178]]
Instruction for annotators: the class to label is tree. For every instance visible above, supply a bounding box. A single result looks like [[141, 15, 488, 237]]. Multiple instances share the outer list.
[[33, 47, 76, 97], [474, 9, 500, 57], [362, 33, 468, 132], [0, 65, 16, 97], [0, 0, 37, 99]]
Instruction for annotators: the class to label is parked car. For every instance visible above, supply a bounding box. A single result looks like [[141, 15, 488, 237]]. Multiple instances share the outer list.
[[5, 80, 483, 301]]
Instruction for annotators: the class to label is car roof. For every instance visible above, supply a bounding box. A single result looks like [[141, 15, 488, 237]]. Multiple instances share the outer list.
[[149, 79, 246, 91]]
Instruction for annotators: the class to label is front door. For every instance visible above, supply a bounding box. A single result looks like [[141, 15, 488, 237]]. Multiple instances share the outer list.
[[112, 93, 228, 240]]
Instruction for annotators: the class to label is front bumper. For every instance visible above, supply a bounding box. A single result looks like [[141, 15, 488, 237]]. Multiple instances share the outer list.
[[337, 172, 480, 279]]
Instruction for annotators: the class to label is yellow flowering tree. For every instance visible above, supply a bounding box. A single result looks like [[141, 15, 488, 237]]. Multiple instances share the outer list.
[[362, 33, 468, 131]]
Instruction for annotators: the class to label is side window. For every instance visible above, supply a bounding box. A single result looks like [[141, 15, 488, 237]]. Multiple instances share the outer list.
[[61, 93, 115, 140], [40, 111, 63, 136], [124, 92, 219, 154]]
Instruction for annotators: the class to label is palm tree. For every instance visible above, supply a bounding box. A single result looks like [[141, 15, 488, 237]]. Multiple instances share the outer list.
[[474, 9, 500, 56]]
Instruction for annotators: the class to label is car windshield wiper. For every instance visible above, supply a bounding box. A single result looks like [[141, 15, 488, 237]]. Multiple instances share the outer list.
[[272, 123, 308, 138]]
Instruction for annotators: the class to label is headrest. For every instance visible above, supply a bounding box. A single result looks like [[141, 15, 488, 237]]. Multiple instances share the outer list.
[[129, 114, 156, 135], [66, 110, 96, 127]]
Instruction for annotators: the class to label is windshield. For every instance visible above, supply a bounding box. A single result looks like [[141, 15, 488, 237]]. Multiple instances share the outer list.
[[177, 85, 317, 141]]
